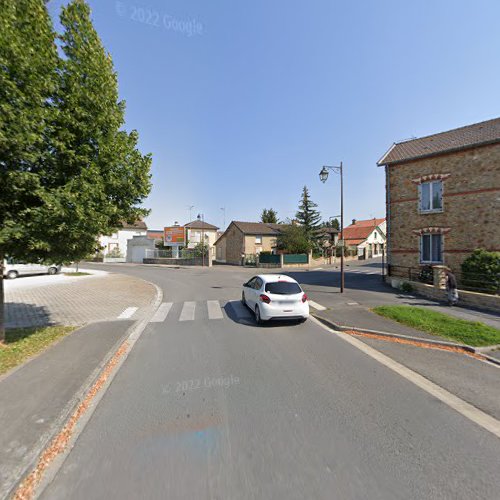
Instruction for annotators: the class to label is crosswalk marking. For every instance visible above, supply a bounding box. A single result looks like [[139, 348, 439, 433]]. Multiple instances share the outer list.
[[179, 301, 196, 321], [207, 300, 224, 319], [117, 307, 138, 319], [308, 300, 326, 311], [150, 302, 173, 322]]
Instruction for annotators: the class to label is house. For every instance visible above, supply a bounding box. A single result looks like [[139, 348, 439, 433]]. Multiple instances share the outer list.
[[318, 227, 340, 259], [215, 221, 283, 265], [184, 220, 219, 260], [99, 220, 148, 259], [341, 218, 386, 259], [377, 116, 500, 274]]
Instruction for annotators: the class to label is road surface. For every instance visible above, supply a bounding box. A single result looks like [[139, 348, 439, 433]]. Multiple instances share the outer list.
[[40, 263, 500, 499]]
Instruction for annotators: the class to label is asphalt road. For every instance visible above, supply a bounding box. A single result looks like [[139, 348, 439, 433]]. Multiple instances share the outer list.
[[41, 264, 500, 499]]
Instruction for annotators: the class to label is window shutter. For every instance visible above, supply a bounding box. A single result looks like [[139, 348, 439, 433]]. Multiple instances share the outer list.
[[418, 184, 422, 211]]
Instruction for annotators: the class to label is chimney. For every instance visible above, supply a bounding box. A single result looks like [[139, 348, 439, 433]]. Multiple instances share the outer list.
[[352, 219, 357, 225]]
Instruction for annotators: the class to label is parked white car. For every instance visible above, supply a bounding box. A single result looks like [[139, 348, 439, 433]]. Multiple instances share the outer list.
[[2, 258, 61, 279], [241, 274, 309, 324]]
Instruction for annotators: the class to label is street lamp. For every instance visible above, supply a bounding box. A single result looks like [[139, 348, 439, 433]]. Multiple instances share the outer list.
[[319, 162, 344, 293], [197, 213, 205, 267]]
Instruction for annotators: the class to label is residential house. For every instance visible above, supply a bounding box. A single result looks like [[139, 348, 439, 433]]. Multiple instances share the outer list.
[[377, 117, 500, 274], [185, 220, 220, 260], [99, 220, 148, 259], [342, 218, 386, 259], [215, 221, 283, 265], [318, 227, 340, 259]]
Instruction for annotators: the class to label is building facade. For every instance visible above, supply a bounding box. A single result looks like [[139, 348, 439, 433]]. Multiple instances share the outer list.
[[378, 117, 500, 273], [215, 221, 283, 265], [99, 220, 148, 258], [184, 220, 219, 260], [342, 218, 386, 259]]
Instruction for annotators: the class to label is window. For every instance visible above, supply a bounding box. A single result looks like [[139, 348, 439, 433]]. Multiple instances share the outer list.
[[419, 181, 443, 212], [255, 235, 262, 244], [265, 281, 302, 295], [420, 234, 443, 263]]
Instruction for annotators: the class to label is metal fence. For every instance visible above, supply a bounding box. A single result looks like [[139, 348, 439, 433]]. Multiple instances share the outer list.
[[283, 254, 308, 264], [258, 254, 281, 264], [145, 248, 199, 260], [389, 265, 499, 295]]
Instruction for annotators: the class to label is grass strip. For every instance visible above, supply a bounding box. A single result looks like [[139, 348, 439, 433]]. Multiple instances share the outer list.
[[64, 272, 91, 276], [372, 305, 500, 347], [0, 326, 75, 375]]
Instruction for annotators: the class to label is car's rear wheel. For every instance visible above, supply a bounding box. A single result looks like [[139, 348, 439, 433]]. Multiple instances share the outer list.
[[7, 270, 18, 279], [255, 306, 264, 325], [48, 267, 58, 275]]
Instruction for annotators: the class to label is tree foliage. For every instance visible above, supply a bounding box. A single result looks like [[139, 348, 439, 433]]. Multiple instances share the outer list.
[[322, 218, 340, 230], [276, 225, 312, 254], [261, 208, 279, 224], [0, 0, 152, 339]]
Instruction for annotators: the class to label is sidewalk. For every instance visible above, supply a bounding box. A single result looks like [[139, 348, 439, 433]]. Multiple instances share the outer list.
[[5, 269, 157, 328], [0, 271, 161, 497]]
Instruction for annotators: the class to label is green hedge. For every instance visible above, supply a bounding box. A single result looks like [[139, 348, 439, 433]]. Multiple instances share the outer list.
[[461, 249, 500, 294]]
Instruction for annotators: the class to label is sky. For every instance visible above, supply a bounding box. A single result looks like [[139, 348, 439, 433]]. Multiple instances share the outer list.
[[47, 0, 500, 231]]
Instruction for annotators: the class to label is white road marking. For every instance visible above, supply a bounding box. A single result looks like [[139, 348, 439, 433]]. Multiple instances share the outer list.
[[179, 301, 196, 321], [207, 300, 224, 319], [311, 317, 500, 439], [347, 302, 359, 306], [308, 300, 326, 311], [150, 302, 173, 322], [117, 307, 138, 319]]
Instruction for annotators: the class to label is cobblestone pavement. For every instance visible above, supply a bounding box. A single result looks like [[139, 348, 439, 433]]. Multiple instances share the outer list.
[[4, 273, 157, 329]]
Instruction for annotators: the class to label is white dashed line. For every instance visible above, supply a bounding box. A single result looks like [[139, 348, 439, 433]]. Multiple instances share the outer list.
[[117, 307, 138, 319], [179, 301, 196, 321], [150, 302, 173, 322], [207, 300, 224, 319]]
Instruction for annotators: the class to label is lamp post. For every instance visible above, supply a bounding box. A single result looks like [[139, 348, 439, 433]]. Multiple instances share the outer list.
[[319, 163, 344, 293]]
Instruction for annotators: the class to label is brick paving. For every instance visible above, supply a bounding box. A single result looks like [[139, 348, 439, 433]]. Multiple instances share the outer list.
[[4, 273, 156, 329]]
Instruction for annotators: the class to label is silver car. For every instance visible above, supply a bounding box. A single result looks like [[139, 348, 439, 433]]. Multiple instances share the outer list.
[[3, 258, 61, 279]]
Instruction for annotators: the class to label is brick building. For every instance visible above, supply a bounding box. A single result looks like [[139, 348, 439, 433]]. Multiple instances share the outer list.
[[215, 221, 283, 265], [377, 117, 500, 274], [342, 218, 386, 259]]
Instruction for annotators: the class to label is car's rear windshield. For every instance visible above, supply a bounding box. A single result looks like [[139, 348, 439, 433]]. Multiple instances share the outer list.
[[265, 281, 302, 295]]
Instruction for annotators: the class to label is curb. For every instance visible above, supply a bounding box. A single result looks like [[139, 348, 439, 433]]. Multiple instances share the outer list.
[[312, 313, 500, 368], [10, 282, 163, 500]]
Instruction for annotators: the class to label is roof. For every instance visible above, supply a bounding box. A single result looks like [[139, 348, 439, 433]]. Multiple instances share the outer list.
[[341, 218, 385, 243], [119, 220, 147, 230], [147, 230, 164, 239], [231, 221, 284, 235], [184, 220, 219, 230], [318, 227, 340, 235], [377, 117, 500, 166]]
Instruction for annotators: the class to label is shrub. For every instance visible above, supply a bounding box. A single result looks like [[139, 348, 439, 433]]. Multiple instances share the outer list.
[[461, 249, 500, 294], [107, 247, 123, 258], [418, 265, 433, 284], [400, 281, 413, 293]]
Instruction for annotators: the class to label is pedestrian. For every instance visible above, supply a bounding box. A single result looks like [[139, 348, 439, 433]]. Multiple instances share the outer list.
[[445, 268, 459, 306]]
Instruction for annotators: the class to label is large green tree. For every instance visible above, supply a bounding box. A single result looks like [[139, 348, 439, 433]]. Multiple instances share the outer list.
[[295, 186, 322, 245], [0, 0, 152, 340], [261, 208, 278, 224]]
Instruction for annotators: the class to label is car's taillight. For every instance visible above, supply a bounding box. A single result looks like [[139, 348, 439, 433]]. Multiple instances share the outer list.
[[302, 293, 308, 303], [259, 294, 271, 304]]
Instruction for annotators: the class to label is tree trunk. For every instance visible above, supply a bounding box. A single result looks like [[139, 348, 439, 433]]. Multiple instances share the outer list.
[[0, 256, 5, 343]]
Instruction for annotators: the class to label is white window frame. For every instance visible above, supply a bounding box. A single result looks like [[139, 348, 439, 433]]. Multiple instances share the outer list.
[[419, 233, 444, 264], [255, 235, 262, 244], [418, 180, 443, 214]]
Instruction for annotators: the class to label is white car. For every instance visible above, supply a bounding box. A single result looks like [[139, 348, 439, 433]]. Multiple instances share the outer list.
[[241, 274, 309, 324], [2, 258, 61, 279]]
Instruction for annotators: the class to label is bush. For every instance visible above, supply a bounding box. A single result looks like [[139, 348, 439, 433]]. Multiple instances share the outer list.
[[107, 247, 123, 258], [418, 265, 433, 284], [259, 251, 272, 256], [400, 281, 413, 293], [461, 249, 500, 294]]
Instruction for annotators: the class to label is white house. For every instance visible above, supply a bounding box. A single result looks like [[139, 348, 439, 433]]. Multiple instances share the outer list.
[[342, 218, 387, 259], [99, 220, 148, 261]]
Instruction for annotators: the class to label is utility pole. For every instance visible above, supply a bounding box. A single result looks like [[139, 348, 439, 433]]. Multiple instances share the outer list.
[[220, 207, 226, 230]]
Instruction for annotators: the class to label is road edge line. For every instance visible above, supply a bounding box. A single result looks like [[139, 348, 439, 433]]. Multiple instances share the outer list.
[[310, 316, 500, 439], [12, 282, 163, 500]]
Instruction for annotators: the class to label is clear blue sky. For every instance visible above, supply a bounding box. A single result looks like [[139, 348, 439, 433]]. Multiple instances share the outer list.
[[48, 0, 500, 231]]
